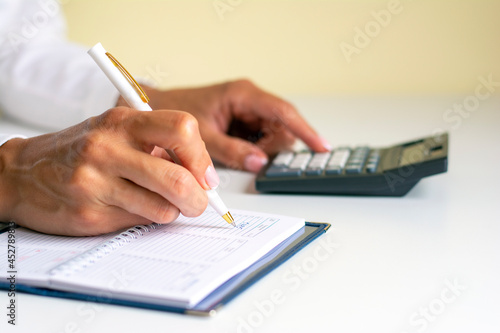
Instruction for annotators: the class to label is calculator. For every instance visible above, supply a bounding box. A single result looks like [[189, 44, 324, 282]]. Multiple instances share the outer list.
[[255, 133, 448, 196]]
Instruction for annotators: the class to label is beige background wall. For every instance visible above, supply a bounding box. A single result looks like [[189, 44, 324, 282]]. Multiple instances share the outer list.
[[63, 0, 500, 96]]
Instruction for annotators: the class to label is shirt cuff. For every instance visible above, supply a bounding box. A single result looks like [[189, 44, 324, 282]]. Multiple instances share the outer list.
[[0, 134, 26, 147]]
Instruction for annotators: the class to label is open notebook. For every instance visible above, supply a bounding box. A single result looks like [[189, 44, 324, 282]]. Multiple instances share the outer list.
[[0, 208, 329, 315]]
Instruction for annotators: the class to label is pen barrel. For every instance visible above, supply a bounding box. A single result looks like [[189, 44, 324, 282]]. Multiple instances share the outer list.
[[88, 43, 151, 111], [206, 189, 229, 218]]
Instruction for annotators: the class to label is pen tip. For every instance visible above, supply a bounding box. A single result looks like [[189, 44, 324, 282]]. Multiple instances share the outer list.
[[222, 212, 234, 224], [222, 212, 237, 228]]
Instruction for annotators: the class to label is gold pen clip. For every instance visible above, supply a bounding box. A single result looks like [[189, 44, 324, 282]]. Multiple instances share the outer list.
[[105, 52, 150, 103]]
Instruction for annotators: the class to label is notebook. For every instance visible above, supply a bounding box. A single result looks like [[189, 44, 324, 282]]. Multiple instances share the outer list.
[[0, 208, 329, 315]]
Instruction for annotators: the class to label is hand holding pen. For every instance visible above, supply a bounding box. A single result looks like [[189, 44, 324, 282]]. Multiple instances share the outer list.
[[88, 43, 236, 227], [1, 107, 221, 235], [0, 46, 234, 236]]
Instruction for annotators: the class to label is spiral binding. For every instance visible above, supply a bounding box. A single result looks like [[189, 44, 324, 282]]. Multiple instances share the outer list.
[[49, 223, 158, 276]]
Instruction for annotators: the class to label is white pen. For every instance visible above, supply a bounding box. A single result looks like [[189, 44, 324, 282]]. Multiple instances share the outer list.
[[88, 42, 236, 228]]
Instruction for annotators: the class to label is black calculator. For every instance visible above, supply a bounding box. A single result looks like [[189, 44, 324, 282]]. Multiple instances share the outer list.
[[256, 133, 448, 196]]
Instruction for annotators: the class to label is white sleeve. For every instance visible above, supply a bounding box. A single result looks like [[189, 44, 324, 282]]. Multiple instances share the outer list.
[[0, 0, 119, 131]]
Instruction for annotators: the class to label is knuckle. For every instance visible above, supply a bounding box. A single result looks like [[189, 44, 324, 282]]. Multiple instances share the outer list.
[[180, 193, 207, 218], [92, 107, 135, 138], [99, 107, 132, 126], [272, 101, 292, 118], [68, 166, 100, 200], [191, 194, 208, 216], [162, 168, 208, 217], [68, 166, 92, 191], [232, 78, 254, 88], [173, 112, 199, 138], [72, 132, 101, 162], [167, 169, 193, 200], [71, 206, 102, 234], [269, 115, 282, 127], [154, 201, 180, 223], [72, 114, 131, 165], [224, 78, 255, 98]]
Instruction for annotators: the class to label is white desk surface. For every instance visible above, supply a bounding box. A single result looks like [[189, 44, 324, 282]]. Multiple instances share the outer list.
[[1, 96, 499, 333]]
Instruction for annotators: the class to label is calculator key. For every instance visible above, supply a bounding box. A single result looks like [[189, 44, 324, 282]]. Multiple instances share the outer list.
[[305, 168, 323, 176], [349, 157, 364, 163], [272, 151, 294, 167], [307, 161, 326, 169], [265, 166, 285, 177], [279, 168, 303, 177], [348, 149, 368, 167], [325, 166, 342, 175], [346, 162, 363, 169], [308, 152, 331, 165], [307, 152, 331, 171], [289, 152, 312, 170], [265, 167, 302, 177], [352, 150, 369, 158], [327, 149, 350, 168], [345, 164, 363, 174], [352, 148, 368, 155], [365, 162, 378, 173]]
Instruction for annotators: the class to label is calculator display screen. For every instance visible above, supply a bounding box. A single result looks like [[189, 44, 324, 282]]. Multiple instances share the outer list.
[[399, 143, 427, 167]]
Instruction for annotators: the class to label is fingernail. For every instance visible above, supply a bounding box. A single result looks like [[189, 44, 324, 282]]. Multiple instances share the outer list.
[[244, 154, 268, 173], [205, 165, 220, 189], [320, 136, 332, 151]]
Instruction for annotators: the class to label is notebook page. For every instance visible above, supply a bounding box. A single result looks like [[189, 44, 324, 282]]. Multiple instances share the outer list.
[[49, 208, 304, 307], [0, 228, 109, 287]]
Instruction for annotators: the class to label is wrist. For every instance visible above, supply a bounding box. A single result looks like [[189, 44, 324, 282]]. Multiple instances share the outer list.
[[0, 138, 25, 222]]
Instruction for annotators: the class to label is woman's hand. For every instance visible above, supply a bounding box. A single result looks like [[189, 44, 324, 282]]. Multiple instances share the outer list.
[[134, 79, 331, 172], [0, 107, 217, 236]]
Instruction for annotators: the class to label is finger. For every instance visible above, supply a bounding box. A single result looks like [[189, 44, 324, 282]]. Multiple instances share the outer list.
[[254, 123, 296, 155], [107, 144, 208, 217], [121, 109, 216, 190], [254, 97, 330, 152], [224, 118, 295, 153], [77, 207, 151, 236], [104, 178, 181, 224], [227, 80, 331, 152], [204, 128, 269, 173]]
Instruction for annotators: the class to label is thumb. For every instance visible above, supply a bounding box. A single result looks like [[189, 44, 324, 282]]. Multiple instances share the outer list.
[[204, 130, 269, 173]]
